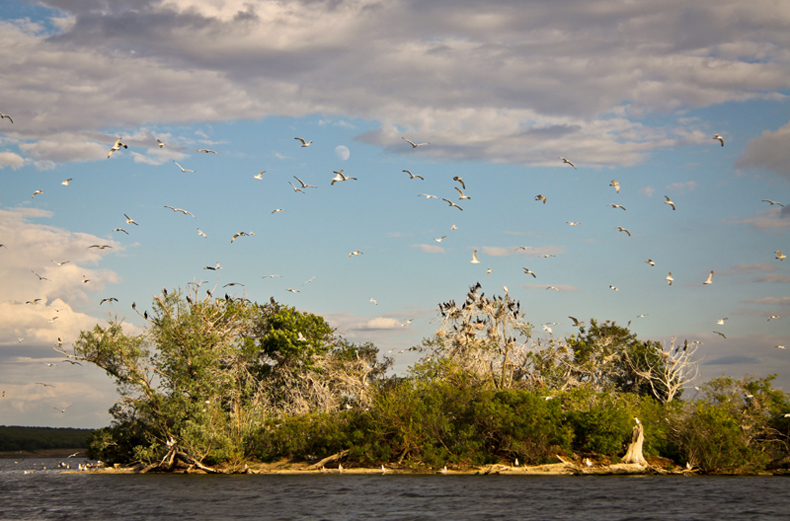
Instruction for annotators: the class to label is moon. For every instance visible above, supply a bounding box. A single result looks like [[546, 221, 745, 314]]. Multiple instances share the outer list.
[[335, 145, 350, 161]]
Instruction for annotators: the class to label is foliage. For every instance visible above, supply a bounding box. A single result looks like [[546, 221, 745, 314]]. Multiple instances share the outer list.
[[0, 426, 93, 452]]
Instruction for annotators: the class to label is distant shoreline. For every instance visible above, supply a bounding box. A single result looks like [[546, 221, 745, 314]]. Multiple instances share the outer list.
[[0, 448, 86, 459]]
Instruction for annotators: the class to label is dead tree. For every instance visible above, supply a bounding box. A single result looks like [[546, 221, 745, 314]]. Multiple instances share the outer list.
[[621, 422, 647, 466]]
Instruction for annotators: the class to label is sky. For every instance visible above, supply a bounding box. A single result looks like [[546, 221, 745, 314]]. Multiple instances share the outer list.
[[1, 0, 789, 429]]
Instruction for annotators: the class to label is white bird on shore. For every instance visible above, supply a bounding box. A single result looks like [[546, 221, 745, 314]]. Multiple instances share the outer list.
[[713, 134, 724, 147], [173, 160, 196, 173], [559, 157, 576, 169], [402, 137, 430, 148], [470, 250, 481, 264], [294, 137, 312, 147], [703, 271, 714, 285], [664, 195, 676, 210], [402, 169, 424, 180]]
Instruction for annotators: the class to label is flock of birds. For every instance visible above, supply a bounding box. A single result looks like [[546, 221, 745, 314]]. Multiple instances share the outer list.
[[1, 105, 788, 414]]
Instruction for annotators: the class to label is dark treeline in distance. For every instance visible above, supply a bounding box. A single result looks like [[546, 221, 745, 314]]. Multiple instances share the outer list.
[[0, 426, 93, 452], [66, 283, 790, 474]]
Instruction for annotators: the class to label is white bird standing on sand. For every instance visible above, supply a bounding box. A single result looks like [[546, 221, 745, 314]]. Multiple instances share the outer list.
[[294, 137, 312, 147], [470, 250, 481, 264], [713, 134, 724, 147], [664, 195, 676, 210], [173, 160, 196, 173], [559, 157, 576, 169], [403, 169, 424, 180], [703, 271, 714, 285], [402, 137, 430, 148]]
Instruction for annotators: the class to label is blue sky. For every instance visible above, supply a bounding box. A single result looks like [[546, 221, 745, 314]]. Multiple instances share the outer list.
[[1, 0, 789, 428]]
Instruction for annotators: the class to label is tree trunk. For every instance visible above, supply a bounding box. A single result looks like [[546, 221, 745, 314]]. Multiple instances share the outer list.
[[621, 423, 647, 466], [306, 450, 349, 470]]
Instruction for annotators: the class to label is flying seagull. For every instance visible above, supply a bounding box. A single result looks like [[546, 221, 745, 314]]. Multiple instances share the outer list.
[[288, 181, 305, 194], [403, 169, 424, 180], [610, 180, 620, 193], [0, 112, 13, 123], [173, 160, 196, 173], [716, 318, 728, 325], [762, 199, 784, 207], [559, 157, 576, 169], [535, 194, 547, 204], [32, 190, 43, 198], [569, 316, 585, 326], [196, 148, 219, 154], [294, 137, 312, 147], [124, 213, 138, 226], [331, 170, 357, 185], [646, 259, 655, 267], [402, 137, 430, 148], [442, 198, 463, 211], [254, 171, 265, 180], [775, 251, 786, 261], [231, 231, 254, 243], [348, 250, 363, 258], [454, 187, 471, 200], [88, 244, 112, 250], [609, 285, 619, 291], [664, 195, 676, 210], [204, 262, 222, 270], [703, 271, 714, 285], [293, 175, 317, 189], [370, 297, 378, 305], [197, 228, 207, 238], [434, 236, 447, 242], [470, 250, 481, 264], [52, 260, 70, 266], [61, 178, 72, 186], [713, 134, 724, 147], [107, 137, 127, 158], [713, 330, 727, 339], [453, 176, 465, 189], [32, 271, 49, 281], [522, 267, 536, 278], [418, 193, 438, 199], [286, 288, 300, 293], [164, 206, 196, 218], [156, 139, 165, 148], [615, 226, 631, 236], [609, 203, 626, 211], [100, 297, 118, 305], [768, 315, 779, 321], [271, 208, 284, 214], [566, 221, 580, 226], [666, 272, 674, 285]]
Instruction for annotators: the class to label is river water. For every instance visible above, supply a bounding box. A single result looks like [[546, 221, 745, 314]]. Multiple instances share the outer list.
[[1, 458, 788, 520]]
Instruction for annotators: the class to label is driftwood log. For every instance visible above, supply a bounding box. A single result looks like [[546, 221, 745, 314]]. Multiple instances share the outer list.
[[621, 422, 647, 466], [307, 450, 349, 471]]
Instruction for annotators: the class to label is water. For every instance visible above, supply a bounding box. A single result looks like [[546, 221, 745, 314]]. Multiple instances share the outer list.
[[1, 458, 788, 520]]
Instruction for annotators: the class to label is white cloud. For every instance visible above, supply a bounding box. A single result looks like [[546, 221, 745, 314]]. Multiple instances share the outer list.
[[728, 207, 790, 230], [666, 180, 698, 194], [736, 121, 790, 179], [742, 297, 790, 306], [355, 317, 404, 331], [0, 150, 25, 168], [412, 243, 445, 253], [640, 186, 656, 197]]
